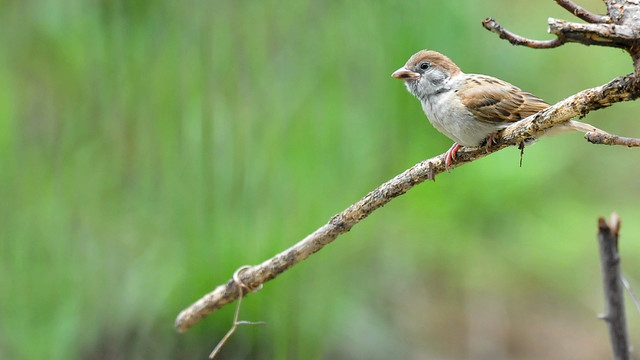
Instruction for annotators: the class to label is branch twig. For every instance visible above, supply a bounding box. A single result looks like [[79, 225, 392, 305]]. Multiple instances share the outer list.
[[554, 0, 609, 23], [597, 213, 631, 360], [175, 74, 640, 333], [481, 18, 565, 49]]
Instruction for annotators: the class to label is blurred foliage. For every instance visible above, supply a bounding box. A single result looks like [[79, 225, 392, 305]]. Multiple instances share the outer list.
[[1, 0, 639, 359]]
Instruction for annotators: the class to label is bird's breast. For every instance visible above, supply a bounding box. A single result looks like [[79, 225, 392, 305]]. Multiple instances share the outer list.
[[421, 92, 503, 147]]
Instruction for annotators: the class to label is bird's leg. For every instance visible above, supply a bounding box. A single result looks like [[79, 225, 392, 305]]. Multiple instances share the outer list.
[[444, 143, 462, 170]]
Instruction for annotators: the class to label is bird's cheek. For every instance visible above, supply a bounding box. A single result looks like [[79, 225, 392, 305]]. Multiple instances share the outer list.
[[428, 73, 445, 86]]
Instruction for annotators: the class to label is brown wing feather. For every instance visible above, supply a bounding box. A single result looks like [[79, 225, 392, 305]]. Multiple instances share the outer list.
[[459, 75, 549, 124]]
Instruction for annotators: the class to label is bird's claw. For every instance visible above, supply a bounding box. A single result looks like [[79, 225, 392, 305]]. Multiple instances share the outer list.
[[444, 143, 461, 171]]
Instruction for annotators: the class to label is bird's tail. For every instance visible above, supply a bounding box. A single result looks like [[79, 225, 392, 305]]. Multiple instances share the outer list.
[[543, 120, 608, 137]]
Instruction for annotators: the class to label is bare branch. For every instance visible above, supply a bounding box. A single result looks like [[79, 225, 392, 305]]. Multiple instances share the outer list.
[[554, 0, 609, 23], [482, 18, 565, 49], [175, 74, 640, 333], [597, 213, 631, 360], [586, 131, 640, 147]]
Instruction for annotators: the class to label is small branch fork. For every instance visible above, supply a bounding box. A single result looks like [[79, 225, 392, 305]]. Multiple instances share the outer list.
[[597, 213, 631, 360], [482, 0, 640, 74], [175, 0, 640, 337]]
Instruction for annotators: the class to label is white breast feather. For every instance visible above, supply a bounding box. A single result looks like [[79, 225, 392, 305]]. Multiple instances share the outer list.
[[419, 76, 504, 146]]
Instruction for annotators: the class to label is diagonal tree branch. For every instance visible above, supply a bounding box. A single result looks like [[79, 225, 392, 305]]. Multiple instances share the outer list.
[[177, 0, 640, 338], [175, 74, 640, 333]]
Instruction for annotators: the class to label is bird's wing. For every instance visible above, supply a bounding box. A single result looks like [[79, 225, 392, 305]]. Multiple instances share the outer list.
[[458, 75, 549, 124]]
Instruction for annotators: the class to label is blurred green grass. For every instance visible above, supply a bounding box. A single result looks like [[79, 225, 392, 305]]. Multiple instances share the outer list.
[[1, 0, 638, 359]]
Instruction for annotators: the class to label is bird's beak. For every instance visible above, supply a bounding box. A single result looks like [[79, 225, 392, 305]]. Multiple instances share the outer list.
[[391, 67, 420, 81]]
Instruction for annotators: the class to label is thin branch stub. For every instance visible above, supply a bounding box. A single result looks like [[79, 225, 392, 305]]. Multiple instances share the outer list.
[[586, 131, 640, 147], [596, 212, 631, 360]]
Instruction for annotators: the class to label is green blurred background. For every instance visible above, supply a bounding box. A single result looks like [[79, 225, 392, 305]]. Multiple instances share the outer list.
[[2, 0, 639, 359]]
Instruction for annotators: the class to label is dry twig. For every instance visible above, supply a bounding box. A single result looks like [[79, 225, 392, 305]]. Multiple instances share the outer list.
[[481, 18, 565, 48], [208, 266, 265, 359]]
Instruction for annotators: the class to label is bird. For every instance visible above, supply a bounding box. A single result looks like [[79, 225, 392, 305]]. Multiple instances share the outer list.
[[392, 50, 598, 169]]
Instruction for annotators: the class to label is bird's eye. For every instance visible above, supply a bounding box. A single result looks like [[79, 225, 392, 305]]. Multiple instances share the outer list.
[[419, 62, 430, 70]]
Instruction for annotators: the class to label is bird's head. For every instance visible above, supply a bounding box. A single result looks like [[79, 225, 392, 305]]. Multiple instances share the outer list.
[[392, 50, 461, 101]]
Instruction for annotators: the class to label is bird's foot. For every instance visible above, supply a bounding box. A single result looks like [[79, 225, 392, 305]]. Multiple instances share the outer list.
[[444, 143, 462, 171], [485, 132, 499, 152]]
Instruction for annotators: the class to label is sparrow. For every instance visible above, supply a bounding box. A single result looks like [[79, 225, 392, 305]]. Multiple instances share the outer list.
[[392, 50, 597, 169]]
